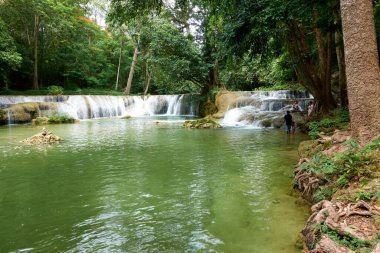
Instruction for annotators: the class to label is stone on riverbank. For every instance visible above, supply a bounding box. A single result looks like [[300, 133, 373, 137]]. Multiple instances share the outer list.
[[21, 131, 61, 144]]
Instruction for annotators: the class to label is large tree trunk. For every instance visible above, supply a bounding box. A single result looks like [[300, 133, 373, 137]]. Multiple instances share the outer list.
[[125, 46, 138, 95], [115, 39, 123, 91], [33, 14, 40, 90], [286, 22, 336, 113], [340, 0, 380, 142]]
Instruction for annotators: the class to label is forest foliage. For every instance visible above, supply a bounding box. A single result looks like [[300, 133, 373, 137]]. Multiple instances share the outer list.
[[0, 0, 379, 107]]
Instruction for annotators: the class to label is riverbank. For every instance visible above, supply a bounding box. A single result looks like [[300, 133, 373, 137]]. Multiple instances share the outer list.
[[294, 131, 380, 252]]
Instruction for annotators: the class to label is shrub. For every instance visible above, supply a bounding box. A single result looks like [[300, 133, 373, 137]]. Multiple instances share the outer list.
[[355, 191, 376, 202], [308, 121, 320, 139], [319, 119, 334, 128], [333, 108, 350, 123], [48, 113, 76, 124], [307, 108, 350, 138], [47, 85, 64, 95], [313, 186, 333, 202], [32, 117, 48, 125]]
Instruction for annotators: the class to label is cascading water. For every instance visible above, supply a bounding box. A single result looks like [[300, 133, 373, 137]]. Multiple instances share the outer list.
[[0, 95, 199, 124], [222, 90, 313, 128]]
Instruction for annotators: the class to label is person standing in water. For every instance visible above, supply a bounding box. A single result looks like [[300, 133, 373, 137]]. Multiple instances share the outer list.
[[284, 111, 293, 134]]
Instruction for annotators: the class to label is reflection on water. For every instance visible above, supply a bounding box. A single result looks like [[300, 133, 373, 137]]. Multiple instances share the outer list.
[[0, 119, 309, 253]]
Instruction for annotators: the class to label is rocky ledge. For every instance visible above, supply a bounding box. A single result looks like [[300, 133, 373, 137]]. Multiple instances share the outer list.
[[294, 130, 380, 252], [21, 131, 61, 144]]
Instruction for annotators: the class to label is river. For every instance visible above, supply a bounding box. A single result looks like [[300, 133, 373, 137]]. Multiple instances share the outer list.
[[0, 118, 309, 253]]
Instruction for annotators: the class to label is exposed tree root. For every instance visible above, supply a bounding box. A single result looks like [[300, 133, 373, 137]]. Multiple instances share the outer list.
[[310, 235, 355, 253], [294, 165, 322, 201], [302, 200, 380, 252]]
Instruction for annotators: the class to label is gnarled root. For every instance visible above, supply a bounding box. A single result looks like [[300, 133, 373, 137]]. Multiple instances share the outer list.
[[310, 235, 355, 253], [294, 170, 321, 201], [302, 200, 380, 251]]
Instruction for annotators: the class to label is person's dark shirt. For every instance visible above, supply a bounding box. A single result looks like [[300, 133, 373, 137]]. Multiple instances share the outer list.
[[284, 114, 292, 125]]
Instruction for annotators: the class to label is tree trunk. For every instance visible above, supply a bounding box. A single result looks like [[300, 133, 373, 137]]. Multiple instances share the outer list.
[[340, 0, 380, 142], [125, 46, 138, 95], [33, 14, 40, 90], [115, 39, 123, 91], [286, 22, 336, 113], [335, 31, 348, 107], [143, 61, 151, 96]]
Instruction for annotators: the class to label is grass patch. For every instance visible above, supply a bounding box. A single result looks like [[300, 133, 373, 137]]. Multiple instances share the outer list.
[[48, 113, 77, 124], [298, 137, 380, 202], [47, 86, 64, 95], [254, 83, 306, 91], [307, 108, 350, 139]]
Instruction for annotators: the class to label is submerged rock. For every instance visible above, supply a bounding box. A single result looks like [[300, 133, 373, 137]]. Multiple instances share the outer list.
[[21, 131, 61, 144], [183, 117, 222, 129]]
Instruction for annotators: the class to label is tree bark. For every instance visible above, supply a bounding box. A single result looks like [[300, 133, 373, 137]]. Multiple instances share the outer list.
[[115, 39, 123, 91], [340, 0, 380, 142], [125, 46, 138, 95], [286, 22, 336, 113], [33, 14, 40, 90], [143, 61, 151, 96]]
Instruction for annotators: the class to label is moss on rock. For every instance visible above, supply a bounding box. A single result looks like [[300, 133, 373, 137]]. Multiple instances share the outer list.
[[199, 100, 217, 117], [32, 117, 49, 125], [183, 116, 222, 129], [0, 109, 6, 125]]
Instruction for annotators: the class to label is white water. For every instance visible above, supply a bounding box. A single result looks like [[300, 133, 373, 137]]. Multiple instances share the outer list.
[[0, 91, 312, 126], [0, 95, 198, 123], [222, 90, 313, 128]]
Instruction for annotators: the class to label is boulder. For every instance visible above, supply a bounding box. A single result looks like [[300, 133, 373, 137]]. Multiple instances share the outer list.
[[213, 90, 241, 118], [21, 131, 61, 144]]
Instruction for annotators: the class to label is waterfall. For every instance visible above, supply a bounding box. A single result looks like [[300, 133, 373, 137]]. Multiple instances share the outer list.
[[0, 95, 199, 124], [222, 90, 313, 128]]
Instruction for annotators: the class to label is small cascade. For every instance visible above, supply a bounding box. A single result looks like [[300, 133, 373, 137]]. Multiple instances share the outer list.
[[7, 110, 12, 125], [0, 94, 199, 124], [222, 90, 313, 128]]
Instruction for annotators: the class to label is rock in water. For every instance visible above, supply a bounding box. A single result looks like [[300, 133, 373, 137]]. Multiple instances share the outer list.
[[183, 117, 222, 129], [21, 131, 61, 144]]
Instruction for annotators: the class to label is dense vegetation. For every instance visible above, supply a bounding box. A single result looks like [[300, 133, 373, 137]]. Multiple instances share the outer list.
[[1, 1, 379, 106]]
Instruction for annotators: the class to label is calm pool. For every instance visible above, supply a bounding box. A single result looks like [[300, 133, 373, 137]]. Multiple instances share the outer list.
[[0, 118, 309, 253]]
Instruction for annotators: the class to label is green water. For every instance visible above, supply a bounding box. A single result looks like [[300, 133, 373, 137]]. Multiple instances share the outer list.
[[0, 119, 310, 253]]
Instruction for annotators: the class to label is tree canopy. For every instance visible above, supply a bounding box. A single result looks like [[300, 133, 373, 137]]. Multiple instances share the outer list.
[[0, 0, 379, 114]]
